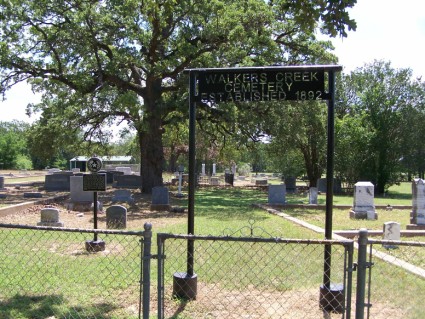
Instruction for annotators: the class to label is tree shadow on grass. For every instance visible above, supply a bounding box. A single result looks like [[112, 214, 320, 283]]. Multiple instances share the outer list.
[[0, 294, 120, 319]]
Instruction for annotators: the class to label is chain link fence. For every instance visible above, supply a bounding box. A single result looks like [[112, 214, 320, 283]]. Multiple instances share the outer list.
[[356, 232, 425, 319], [2, 223, 424, 319], [0, 223, 152, 319], [157, 232, 354, 319]]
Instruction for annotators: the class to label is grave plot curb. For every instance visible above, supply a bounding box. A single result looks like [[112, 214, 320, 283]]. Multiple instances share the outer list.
[[0, 195, 68, 218]]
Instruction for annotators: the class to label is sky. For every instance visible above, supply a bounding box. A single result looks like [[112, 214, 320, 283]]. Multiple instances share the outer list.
[[1, 0, 425, 123]]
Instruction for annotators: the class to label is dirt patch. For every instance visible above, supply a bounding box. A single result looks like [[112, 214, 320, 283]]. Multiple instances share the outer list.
[[157, 282, 404, 319]]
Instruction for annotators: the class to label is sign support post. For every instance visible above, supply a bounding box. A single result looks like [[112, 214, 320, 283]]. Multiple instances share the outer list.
[[83, 156, 106, 252], [172, 72, 198, 300], [176, 65, 342, 305]]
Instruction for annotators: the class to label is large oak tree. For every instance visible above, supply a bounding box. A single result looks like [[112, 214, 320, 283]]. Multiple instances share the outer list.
[[1, 0, 356, 192]]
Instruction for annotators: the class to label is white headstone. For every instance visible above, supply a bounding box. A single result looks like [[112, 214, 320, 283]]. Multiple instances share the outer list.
[[210, 177, 219, 186], [383, 221, 401, 249], [70, 176, 93, 202], [231, 164, 237, 175], [212, 163, 216, 176], [353, 182, 375, 210], [309, 187, 318, 205], [202, 163, 206, 176], [37, 207, 64, 227], [351, 181, 377, 220]]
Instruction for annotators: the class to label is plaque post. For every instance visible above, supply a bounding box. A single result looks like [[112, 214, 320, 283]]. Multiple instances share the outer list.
[[84, 156, 106, 252]]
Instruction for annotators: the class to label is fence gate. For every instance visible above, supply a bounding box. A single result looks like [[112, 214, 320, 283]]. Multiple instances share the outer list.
[[0, 223, 152, 319], [157, 232, 354, 319], [355, 229, 425, 319]]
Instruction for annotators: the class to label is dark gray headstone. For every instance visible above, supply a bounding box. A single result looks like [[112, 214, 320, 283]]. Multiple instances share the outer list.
[[106, 205, 127, 229], [103, 171, 115, 184], [112, 171, 125, 182], [0, 176, 4, 189], [284, 176, 296, 193], [412, 179, 425, 225], [44, 174, 72, 191], [115, 175, 142, 189], [152, 186, 169, 205], [317, 178, 342, 194], [24, 192, 43, 198], [151, 186, 170, 211], [112, 189, 134, 203], [317, 178, 327, 193], [268, 184, 286, 205], [255, 179, 268, 186]]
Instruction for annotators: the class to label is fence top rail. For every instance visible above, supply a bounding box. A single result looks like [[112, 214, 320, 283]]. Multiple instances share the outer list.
[[0, 223, 146, 236], [368, 239, 425, 247], [157, 232, 353, 246]]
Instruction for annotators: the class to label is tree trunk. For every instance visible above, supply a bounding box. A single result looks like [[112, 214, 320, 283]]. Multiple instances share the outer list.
[[138, 79, 165, 193], [302, 148, 322, 188], [139, 115, 164, 193], [169, 146, 177, 172]]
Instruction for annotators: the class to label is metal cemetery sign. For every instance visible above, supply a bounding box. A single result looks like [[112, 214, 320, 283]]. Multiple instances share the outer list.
[[83, 156, 105, 191], [83, 174, 106, 191], [182, 65, 342, 301], [197, 67, 329, 103]]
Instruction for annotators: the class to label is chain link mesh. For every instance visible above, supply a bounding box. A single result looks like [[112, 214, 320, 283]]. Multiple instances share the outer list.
[[366, 239, 425, 319], [0, 224, 144, 319], [158, 234, 353, 319]]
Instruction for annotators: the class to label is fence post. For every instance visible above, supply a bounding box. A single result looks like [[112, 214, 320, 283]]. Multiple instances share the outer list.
[[355, 228, 368, 319], [142, 223, 152, 319], [157, 235, 164, 319]]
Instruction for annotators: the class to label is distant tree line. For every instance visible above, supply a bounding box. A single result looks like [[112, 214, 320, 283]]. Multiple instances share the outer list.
[[260, 60, 425, 194]]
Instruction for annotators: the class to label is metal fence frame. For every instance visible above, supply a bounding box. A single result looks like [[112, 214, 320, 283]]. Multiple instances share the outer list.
[[157, 233, 355, 319], [356, 229, 425, 319], [2, 223, 424, 318], [0, 223, 152, 319]]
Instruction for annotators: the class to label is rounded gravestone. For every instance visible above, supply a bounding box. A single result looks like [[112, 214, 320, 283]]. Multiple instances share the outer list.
[[106, 205, 127, 229]]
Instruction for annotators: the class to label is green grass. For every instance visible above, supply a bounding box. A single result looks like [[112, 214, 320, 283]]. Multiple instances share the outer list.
[[0, 229, 142, 319], [284, 182, 413, 206], [0, 183, 423, 318], [286, 207, 411, 231]]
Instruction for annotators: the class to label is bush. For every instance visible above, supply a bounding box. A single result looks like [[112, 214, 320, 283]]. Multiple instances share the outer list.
[[238, 163, 251, 176], [15, 154, 33, 170]]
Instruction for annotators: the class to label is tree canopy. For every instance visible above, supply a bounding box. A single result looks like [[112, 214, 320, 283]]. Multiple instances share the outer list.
[[335, 60, 424, 194], [0, 120, 30, 169], [1, 0, 356, 192]]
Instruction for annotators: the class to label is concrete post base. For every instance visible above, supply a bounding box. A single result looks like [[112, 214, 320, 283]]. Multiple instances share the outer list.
[[85, 240, 106, 252], [173, 272, 197, 300], [319, 283, 345, 314]]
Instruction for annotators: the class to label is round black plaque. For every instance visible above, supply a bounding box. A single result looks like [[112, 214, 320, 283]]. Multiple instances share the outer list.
[[87, 157, 102, 173]]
